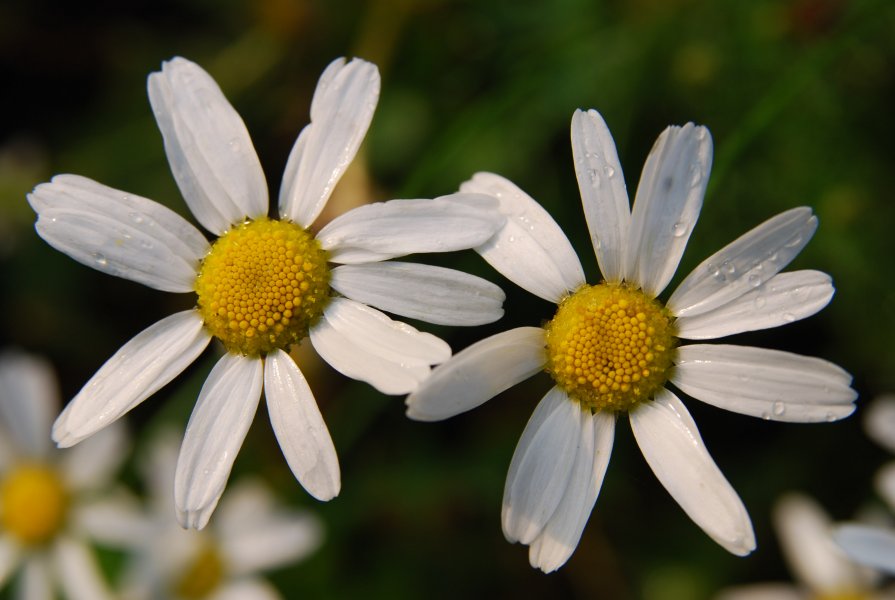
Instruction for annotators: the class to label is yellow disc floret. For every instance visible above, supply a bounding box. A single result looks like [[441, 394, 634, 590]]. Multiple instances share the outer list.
[[195, 218, 330, 356], [0, 463, 68, 545], [174, 543, 225, 599], [544, 283, 676, 412]]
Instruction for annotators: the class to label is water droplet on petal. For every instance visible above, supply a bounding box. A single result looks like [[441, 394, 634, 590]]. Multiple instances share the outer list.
[[723, 260, 736, 275], [603, 165, 616, 178], [785, 235, 802, 248], [130, 212, 145, 225], [748, 274, 762, 287], [592, 237, 602, 250], [672, 222, 687, 237], [761, 412, 771, 420], [228, 139, 240, 152], [589, 169, 601, 187], [772, 401, 785, 416], [688, 165, 703, 186], [782, 312, 796, 322], [508, 235, 516, 243], [754, 295, 767, 309], [94, 253, 108, 267], [825, 412, 836, 422]]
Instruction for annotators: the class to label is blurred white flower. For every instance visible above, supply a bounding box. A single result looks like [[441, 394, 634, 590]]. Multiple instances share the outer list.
[[119, 430, 323, 600], [0, 349, 130, 600], [716, 493, 893, 600], [407, 109, 857, 572], [28, 56, 505, 529]]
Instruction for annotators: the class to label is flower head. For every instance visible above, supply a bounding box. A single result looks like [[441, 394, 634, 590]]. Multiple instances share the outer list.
[[0, 349, 130, 599], [406, 109, 857, 572], [29, 56, 505, 529]]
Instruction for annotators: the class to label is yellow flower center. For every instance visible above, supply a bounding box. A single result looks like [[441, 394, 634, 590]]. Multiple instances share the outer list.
[[174, 543, 225, 599], [813, 592, 872, 600], [195, 218, 330, 356], [0, 463, 68, 545], [544, 283, 676, 412]]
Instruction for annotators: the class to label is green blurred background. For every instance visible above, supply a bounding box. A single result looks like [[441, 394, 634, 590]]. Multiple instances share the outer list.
[[1, 0, 894, 597]]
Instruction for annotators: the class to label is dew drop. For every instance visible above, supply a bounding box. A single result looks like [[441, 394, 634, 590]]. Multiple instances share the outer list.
[[592, 237, 602, 250], [772, 401, 785, 416], [825, 412, 836, 422], [785, 235, 802, 248], [754, 295, 767, 309], [723, 260, 736, 275], [130, 212, 145, 225], [228, 139, 240, 152], [508, 235, 516, 243], [672, 222, 687, 237], [588, 169, 601, 187], [603, 165, 616, 178], [688, 166, 703, 187], [761, 412, 771, 420], [748, 274, 762, 287], [94, 253, 108, 267], [782, 312, 796, 322]]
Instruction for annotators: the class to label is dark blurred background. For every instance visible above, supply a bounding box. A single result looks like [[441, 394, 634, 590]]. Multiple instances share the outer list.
[[1, 0, 894, 598]]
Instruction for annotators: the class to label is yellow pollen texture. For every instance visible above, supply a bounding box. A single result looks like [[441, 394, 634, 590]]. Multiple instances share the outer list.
[[0, 463, 68, 545], [174, 543, 225, 599], [195, 218, 330, 356], [544, 283, 676, 412]]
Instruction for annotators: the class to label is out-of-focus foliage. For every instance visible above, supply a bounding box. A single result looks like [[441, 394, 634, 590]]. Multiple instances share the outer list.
[[1, 0, 893, 598]]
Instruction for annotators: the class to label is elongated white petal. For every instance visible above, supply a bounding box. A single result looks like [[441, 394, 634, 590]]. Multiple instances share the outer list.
[[53, 536, 116, 600], [19, 554, 52, 600], [0, 537, 20, 589], [264, 350, 340, 501], [406, 327, 546, 421], [668, 207, 818, 317], [876, 463, 895, 510], [148, 57, 268, 234], [528, 411, 615, 573], [0, 350, 57, 457], [175, 354, 263, 529], [864, 395, 895, 454], [834, 524, 895, 576], [774, 494, 867, 591], [318, 193, 504, 264], [460, 172, 585, 303], [310, 299, 449, 394], [676, 270, 834, 339], [29, 175, 209, 293], [60, 422, 126, 492], [72, 494, 151, 548], [672, 344, 857, 422], [503, 387, 583, 545], [279, 58, 380, 227], [212, 580, 281, 600], [630, 389, 755, 555], [571, 109, 631, 283], [53, 310, 211, 447], [625, 123, 712, 296], [331, 261, 505, 326]]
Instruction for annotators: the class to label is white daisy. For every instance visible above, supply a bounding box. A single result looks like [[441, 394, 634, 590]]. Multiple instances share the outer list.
[[0, 349, 131, 600], [28, 56, 505, 529], [834, 396, 895, 577], [716, 494, 891, 600], [406, 109, 858, 572], [118, 430, 323, 600]]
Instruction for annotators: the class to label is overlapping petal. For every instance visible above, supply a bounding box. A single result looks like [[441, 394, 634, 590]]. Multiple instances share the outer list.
[[264, 350, 340, 501], [834, 525, 895, 576], [148, 57, 268, 234], [460, 172, 585, 303], [0, 350, 57, 457], [630, 389, 755, 555], [318, 193, 503, 264], [53, 536, 116, 600], [672, 344, 856, 422], [406, 327, 546, 421], [53, 310, 211, 448], [175, 354, 263, 530], [279, 58, 380, 227], [29, 175, 209, 293], [571, 109, 631, 283], [330, 261, 505, 326], [625, 123, 712, 296]]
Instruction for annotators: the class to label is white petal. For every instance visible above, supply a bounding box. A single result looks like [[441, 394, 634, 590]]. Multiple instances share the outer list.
[[0, 537, 20, 589], [672, 344, 857, 422], [17, 555, 52, 600], [0, 350, 58, 457], [148, 57, 268, 234], [675, 270, 834, 339], [28, 174, 208, 292], [53, 310, 210, 447], [668, 207, 818, 317], [460, 172, 585, 303], [629, 388, 755, 555], [774, 494, 867, 591], [834, 524, 895, 576], [625, 123, 712, 296], [528, 411, 615, 573], [502, 387, 583, 545], [875, 463, 895, 510], [570, 109, 631, 283], [318, 193, 504, 264], [71, 493, 151, 549], [210, 580, 281, 600], [175, 353, 263, 529], [864, 395, 895, 454], [264, 350, 340, 501], [60, 422, 127, 492], [330, 261, 505, 326], [406, 327, 546, 421], [217, 477, 324, 571], [279, 58, 380, 227], [310, 298, 449, 395], [52, 536, 116, 600]]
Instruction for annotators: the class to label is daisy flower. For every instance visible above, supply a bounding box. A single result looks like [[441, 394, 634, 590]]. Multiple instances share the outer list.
[[0, 349, 130, 599], [406, 109, 858, 572], [28, 56, 505, 529], [716, 494, 891, 600], [119, 430, 323, 600], [834, 396, 895, 576]]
